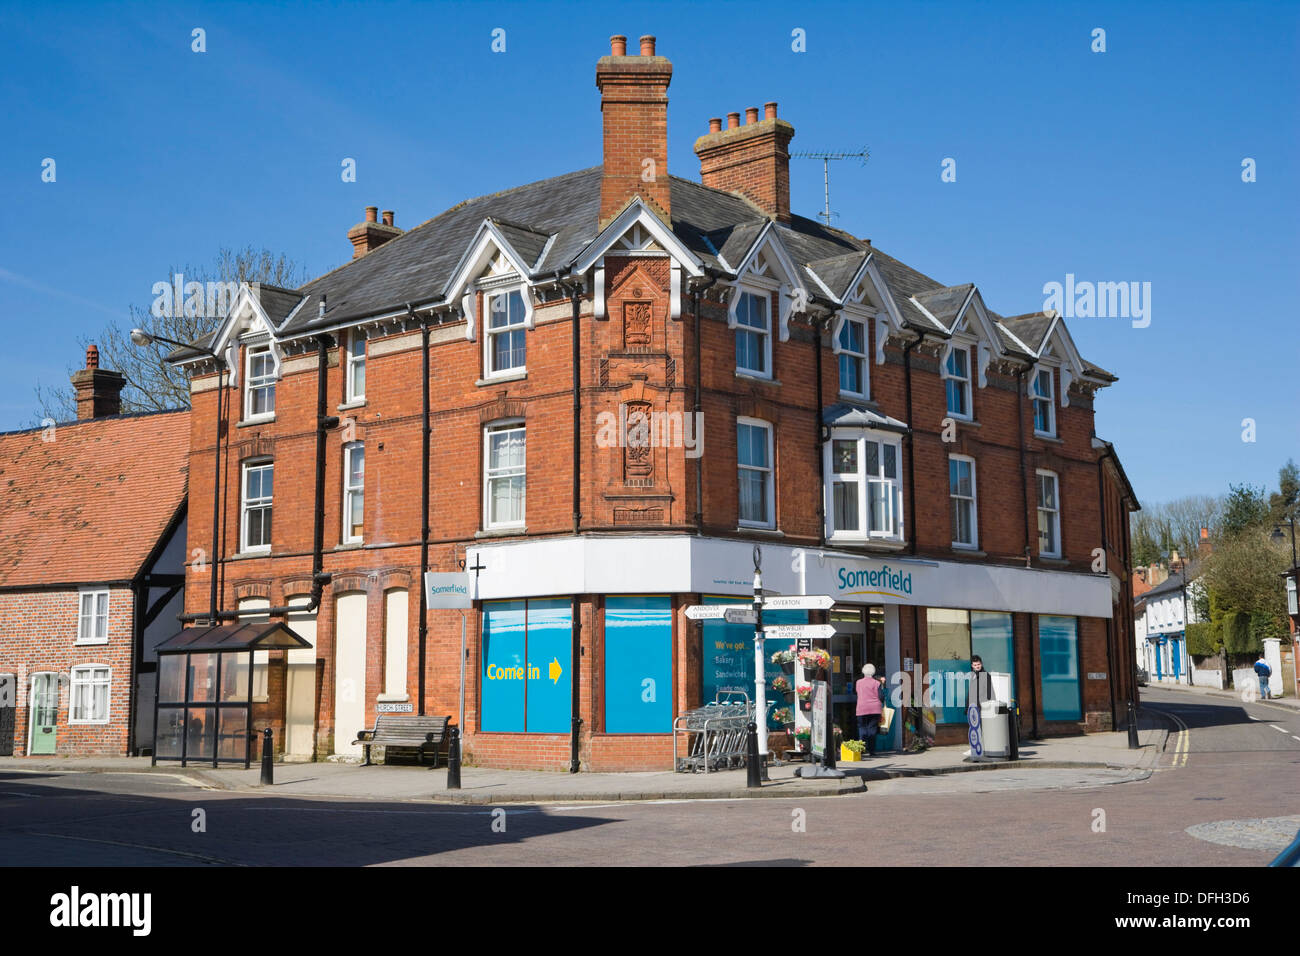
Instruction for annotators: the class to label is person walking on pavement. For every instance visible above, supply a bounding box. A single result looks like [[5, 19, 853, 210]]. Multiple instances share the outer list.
[[1254, 653, 1273, 700], [855, 663, 887, 756]]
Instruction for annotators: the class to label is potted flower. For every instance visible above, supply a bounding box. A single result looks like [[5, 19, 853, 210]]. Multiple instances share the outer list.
[[796, 683, 813, 710], [772, 674, 794, 701], [841, 738, 865, 762], [797, 647, 831, 679], [771, 648, 797, 674], [771, 706, 793, 728], [794, 727, 811, 749]]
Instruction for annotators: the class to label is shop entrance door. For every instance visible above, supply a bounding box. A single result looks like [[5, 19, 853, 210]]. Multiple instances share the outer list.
[[29, 673, 58, 755], [831, 606, 893, 751]]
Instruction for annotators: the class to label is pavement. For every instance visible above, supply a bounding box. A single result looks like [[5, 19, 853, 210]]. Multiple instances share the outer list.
[[1141, 678, 1300, 710], [0, 709, 1171, 804]]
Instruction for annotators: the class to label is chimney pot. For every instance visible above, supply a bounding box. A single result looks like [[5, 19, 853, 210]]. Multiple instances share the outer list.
[[382, 210, 394, 227], [596, 33, 672, 225], [365, 206, 378, 223], [86, 344, 99, 370], [610, 34, 627, 56], [745, 106, 759, 125], [71, 343, 125, 420], [639, 35, 656, 56], [726, 111, 740, 129], [697, 101, 796, 223], [764, 101, 778, 120], [708, 117, 722, 133]]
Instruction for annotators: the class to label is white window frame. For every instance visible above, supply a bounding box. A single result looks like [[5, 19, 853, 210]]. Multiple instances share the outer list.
[[484, 289, 527, 378], [69, 664, 111, 725], [943, 346, 972, 420], [241, 460, 274, 553], [736, 417, 775, 529], [946, 457, 977, 548], [1037, 469, 1062, 558], [1032, 367, 1056, 437], [733, 290, 772, 379], [244, 345, 276, 421], [823, 429, 905, 543], [77, 589, 109, 645], [835, 315, 869, 399], [483, 419, 526, 530], [345, 330, 366, 403], [342, 442, 364, 544]]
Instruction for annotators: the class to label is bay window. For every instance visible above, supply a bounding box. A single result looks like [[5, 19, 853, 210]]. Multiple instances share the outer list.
[[825, 430, 904, 541]]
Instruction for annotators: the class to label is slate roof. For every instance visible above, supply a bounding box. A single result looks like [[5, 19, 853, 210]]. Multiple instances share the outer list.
[[0, 410, 190, 588], [1134, 566, 1200, 606], [170, 164, 1114, 384]]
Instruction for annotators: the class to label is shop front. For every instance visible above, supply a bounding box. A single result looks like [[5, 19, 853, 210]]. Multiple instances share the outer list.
[[463, 535, 1114, 767]]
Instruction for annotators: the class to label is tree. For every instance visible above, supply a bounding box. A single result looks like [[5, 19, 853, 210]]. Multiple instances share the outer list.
[[34, 246, 306, 421], [1219, 483, 1269, 539], [1269, 458, 1299, 528], [1199, 528, 1289, 654], [1129, 495, 1221, 567]]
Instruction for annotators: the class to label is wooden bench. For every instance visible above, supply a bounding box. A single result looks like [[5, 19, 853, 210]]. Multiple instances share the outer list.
[[353, 715, 452, 767]]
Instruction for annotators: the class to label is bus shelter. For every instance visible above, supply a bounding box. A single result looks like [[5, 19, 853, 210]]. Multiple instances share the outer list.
[[152, 621, 311, 768]]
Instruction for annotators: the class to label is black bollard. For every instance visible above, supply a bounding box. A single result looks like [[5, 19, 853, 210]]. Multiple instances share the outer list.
[[745, 721, 761, 789], [446, 726, 462, 790], [1126, 699, 1140, 749], [1007, 704, 1019, 760], [260, 727, 274, 786]]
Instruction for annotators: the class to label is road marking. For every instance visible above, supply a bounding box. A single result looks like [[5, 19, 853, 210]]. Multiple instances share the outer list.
[[1293, 736, 1300, 743], [25, 831, 244, 866], [1155, 707, 1191, 768], [1270, 725, 1289, 734]]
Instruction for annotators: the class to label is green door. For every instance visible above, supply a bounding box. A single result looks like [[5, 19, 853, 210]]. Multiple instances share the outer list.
[[29, 673, 58, 755]]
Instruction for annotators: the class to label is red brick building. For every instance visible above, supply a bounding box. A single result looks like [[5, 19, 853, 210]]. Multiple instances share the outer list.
[[168, 35, 1140, 770], [0, 348, 189, 756]]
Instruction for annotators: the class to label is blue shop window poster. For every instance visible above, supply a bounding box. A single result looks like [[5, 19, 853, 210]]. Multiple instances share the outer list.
[[1039, 615, 1081, 721], [699, 595, 806, 730], [604, 596, 673, 733], [481, 598, 573, 733]]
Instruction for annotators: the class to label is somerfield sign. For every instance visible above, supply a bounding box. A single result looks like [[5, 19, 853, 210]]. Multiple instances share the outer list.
[[423, 572, 472, 609], [835, 564, 913, 600]]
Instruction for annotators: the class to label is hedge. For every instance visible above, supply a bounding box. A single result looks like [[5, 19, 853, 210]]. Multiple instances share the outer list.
[[1185, 621, 1220, 657], [1223, 610, 1257, 655]]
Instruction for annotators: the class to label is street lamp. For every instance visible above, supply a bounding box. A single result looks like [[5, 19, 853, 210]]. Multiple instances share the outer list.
[[131, 328, 225, 624]]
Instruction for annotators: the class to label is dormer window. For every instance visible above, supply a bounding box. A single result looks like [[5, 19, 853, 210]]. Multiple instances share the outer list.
[[837, 317, 868, 398], [944, 347, 971, 419], [486, 289, 526, 376], [245, 345, 276, 419], [734, 291, 771, 377], [1032, 368, 1055, 436]]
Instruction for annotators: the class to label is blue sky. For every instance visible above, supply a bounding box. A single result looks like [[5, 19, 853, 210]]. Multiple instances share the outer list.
[[1, 0, 1296, 506]]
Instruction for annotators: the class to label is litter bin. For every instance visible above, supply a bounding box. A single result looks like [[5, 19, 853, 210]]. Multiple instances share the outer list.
[[979, 700, 1010, 758]]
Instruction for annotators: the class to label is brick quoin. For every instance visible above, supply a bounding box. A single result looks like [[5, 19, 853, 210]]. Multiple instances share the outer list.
[[170, 35, 1138, 772]]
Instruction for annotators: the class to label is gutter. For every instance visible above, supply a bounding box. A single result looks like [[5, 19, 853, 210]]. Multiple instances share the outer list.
[[690, 275, 717, 532], [814, 313, 827, 547], [418, 306, 431, 715], [1017, 365, 1032, 568], [1095, 441, 1119, 728], [902, 330, 924, 553]]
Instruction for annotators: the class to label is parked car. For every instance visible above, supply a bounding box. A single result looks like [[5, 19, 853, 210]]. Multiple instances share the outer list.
[[1136, 667, 1149, 687]]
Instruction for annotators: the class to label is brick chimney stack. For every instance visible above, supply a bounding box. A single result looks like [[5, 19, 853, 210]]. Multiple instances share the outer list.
[[694, 101, 795, 223], [596, 33, 673, 227], [71, 344, 125, 420], [348, 205, 402, 259]]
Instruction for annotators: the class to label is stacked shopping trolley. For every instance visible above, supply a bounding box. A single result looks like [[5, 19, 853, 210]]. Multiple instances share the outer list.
[[672, 692, 753, 773]]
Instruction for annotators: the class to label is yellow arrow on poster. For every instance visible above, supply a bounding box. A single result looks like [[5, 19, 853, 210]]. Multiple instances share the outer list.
[[549, 657, 562, 684]]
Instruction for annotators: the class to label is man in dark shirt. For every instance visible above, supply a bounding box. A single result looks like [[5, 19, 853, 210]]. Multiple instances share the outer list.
[[970, 655, 996, 706]]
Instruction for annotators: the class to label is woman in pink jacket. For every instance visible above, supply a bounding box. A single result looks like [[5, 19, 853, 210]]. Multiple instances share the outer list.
[[855, 663, 887, 756]]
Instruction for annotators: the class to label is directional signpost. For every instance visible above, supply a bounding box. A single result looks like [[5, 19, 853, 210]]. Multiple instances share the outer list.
[[682, 547, 843, 784]]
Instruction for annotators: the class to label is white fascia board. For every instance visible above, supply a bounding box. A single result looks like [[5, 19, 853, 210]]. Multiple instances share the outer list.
[[211, 283, 282, 385], [908, 295, 951, 333], [738, 227, 807, 344], [803, 264, 840, 304], [442, 221, 535, 303], [571, 199, 703, 276], [995, 321, 1037, 358], [861, 257, 912, 364]]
